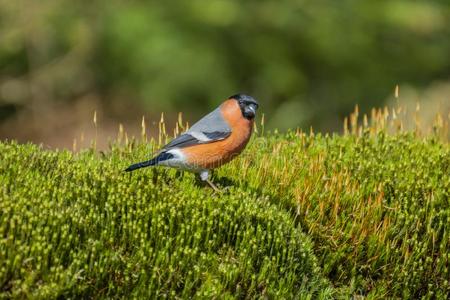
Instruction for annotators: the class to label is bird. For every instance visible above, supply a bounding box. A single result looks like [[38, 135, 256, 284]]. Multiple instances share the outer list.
[[125, 94, 259, 191]]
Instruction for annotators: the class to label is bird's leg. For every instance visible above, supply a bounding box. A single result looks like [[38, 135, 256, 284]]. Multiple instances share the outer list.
[[200, 170, 220, 193], [205, 178, 220, 192]]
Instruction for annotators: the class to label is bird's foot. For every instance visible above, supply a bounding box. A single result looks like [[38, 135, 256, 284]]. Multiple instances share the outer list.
[[205, 178, 221, 193], [206, 181, 233, 195]]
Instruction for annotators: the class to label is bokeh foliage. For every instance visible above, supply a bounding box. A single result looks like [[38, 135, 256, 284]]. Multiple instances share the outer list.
[[0, 0, 449, 131]]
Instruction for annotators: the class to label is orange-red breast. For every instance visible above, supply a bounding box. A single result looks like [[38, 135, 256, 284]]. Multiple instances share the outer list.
[[125, 94, 259, 191]]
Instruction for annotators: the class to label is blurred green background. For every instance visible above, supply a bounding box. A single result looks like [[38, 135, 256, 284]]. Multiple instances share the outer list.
[[0, 0, 449, 148]]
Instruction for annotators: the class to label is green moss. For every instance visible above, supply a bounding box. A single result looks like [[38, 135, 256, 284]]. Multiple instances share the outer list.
[[218, 132, 449, 298], [0, 131, 448, 298], [0, 141, 330, 299]]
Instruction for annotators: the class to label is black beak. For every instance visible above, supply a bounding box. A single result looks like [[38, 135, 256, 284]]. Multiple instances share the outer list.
[[243, 104, 257, 119]]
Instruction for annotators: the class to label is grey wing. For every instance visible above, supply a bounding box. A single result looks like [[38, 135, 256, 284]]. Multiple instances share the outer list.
[[162, 106, 231, 150], [187, 106, 231, 134]]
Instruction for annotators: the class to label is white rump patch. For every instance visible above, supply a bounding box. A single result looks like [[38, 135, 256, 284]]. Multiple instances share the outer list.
[[160, 148, 202, 172]]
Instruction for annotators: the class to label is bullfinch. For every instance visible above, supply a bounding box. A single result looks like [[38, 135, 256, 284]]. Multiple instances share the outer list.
[[125, 94, 259, 191]]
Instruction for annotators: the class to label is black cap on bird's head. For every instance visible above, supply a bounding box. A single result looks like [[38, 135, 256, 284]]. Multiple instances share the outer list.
[[229, 93, 259, 120]]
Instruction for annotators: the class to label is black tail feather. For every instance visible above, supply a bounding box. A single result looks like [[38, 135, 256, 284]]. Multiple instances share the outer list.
[[124, 152, 174, 172], [124, 159, 157, 172]]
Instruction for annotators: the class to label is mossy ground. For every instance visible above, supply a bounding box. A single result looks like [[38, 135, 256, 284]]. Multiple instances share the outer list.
[[0, 111, 449, 299]]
